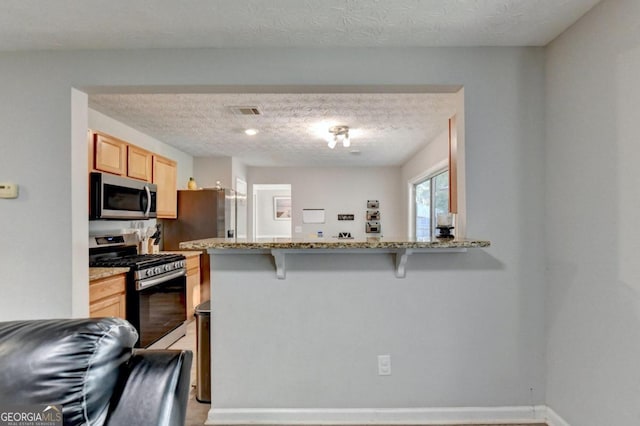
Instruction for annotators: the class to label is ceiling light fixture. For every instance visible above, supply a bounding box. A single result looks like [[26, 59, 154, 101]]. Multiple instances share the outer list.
[[244, 128, 258, 136], [327, 125, 350, 149]]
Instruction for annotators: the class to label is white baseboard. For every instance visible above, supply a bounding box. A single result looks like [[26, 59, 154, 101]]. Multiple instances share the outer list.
[[206, 406, 550, 425], [545, 407, 571, 426]]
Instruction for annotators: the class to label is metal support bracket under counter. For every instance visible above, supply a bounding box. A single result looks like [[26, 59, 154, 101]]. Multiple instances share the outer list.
[[185, 238, 491, 280]]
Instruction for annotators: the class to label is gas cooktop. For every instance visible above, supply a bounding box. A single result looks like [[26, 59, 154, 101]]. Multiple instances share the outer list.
[[90, 253, 185, 270]]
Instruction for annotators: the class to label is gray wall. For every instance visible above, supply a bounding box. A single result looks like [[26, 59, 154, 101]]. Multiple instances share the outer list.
[[194, 156, 233, 189], [255, 187, 292, 237], [545, 0, 640, 424], [248, 166, 404, 240], [0, 47, 546, 407]]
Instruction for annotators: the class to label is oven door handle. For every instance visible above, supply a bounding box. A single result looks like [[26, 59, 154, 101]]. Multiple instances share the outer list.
[[136, 269, 185, 291]]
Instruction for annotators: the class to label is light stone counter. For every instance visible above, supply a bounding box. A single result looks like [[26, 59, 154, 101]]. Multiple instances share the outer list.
[[160, 250, 202, 259], [179, 237, 490, 251], [179, 237, 490, 279], [89, 267, 130, 281]]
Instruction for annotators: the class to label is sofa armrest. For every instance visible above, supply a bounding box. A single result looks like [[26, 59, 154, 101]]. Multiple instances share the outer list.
[[105, 349, 193, 426]]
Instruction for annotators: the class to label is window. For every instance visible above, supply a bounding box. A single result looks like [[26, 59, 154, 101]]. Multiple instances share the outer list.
[[414, 169, 449, 240]]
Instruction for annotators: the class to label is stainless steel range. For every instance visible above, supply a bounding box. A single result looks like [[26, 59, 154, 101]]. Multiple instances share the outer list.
[[89, 234, 187, 348]]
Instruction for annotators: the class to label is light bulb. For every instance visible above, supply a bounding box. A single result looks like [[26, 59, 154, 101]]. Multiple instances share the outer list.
[[328, 138, 337, 149], [342, 134, 350, 148]]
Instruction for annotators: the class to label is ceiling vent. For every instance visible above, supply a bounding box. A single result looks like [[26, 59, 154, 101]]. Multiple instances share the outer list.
[[228, 106, 262, 116]]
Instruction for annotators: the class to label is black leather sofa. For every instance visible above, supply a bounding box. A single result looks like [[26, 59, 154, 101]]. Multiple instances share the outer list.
[[0, 317, 193, 426]]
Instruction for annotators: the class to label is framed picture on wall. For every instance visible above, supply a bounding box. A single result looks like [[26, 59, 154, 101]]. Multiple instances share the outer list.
[[273, 196, 292, 220]]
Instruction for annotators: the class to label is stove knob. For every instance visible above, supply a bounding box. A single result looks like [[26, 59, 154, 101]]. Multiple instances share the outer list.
[[164, 264, 170, 272], [154, 267, 161, 274]]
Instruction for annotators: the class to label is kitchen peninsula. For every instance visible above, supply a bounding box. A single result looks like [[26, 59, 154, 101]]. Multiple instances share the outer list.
[[179, 236, 492, 424], [180, 237, 490, 279]]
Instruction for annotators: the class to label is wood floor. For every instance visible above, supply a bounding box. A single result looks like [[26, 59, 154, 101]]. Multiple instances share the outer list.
[[170, 323, 547, 426]]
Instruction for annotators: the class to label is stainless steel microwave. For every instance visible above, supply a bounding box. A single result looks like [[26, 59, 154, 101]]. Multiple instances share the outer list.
[[90, 172, 157, 220]]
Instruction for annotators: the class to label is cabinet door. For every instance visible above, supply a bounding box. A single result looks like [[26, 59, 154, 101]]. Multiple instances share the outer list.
[[90, 293, 126, 319], [127, 145, 153, 182], [94, 133, 126, 175], [153, 155, 177, 218], [186, 270, 200, 320], [89, 274, 126, 320]]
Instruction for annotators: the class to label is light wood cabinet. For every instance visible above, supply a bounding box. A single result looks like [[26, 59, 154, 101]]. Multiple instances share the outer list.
[[90, 273, 126, 319], [94, 133, 126, 175], [127, 145, 153, 182], [185, 254, 201, 320], [88, 129, 179, 219], [153, 155, 178, 219]]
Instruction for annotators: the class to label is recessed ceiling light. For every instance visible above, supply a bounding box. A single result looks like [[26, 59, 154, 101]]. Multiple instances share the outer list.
[[244, 129, 258, 136], [350, 149, 361, 155]]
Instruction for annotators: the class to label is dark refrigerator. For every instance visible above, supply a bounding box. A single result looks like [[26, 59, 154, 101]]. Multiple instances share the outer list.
[[161, 188, 240, 303]]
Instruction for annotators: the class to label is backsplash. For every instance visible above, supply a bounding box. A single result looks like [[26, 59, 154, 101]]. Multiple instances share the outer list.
[[89, 219, 157, 236]]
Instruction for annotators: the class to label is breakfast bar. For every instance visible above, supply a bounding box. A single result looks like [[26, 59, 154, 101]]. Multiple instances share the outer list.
[[178, 236, 493, 423], [179, 237, 490, 278]]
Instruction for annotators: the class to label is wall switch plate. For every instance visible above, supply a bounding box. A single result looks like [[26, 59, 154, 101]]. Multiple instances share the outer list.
[[0, 183, 18, 199], [294, 226, 302, 233], [378, 355, 391, 376]]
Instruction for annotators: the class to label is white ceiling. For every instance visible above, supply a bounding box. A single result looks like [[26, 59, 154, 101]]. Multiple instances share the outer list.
[[90, 92, 459, 167], [6, 0, 599, 167], [0, 0, 600, 51]]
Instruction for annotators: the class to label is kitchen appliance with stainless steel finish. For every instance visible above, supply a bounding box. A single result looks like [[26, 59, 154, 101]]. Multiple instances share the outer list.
[[89, 234, 187, 348], [161, 188, 244, 302], [90, 172, 158, 220]]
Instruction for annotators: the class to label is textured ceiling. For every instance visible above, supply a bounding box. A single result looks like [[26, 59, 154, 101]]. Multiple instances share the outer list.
[[0, 0, 600, 51], [89, 92, 459, 167]]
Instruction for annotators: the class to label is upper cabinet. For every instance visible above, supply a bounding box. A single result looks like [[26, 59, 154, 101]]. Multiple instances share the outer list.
[[127, 145, 153, 182], [153, 155, 178, 219], [94, 133, 126, 175], [89, 130, 178, 218]]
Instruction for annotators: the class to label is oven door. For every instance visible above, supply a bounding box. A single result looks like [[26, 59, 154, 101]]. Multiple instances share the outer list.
[[132, 269, 186, 348]]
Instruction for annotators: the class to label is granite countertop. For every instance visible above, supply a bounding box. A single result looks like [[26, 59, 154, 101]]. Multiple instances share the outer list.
[[89, 267, 130, 281], [161, 250, 202, 258], [179, 237, 491, 250]]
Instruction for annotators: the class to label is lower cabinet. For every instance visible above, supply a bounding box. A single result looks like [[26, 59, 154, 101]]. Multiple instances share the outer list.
[[185, 254, 201, 320], [90, 273, 126, 319]]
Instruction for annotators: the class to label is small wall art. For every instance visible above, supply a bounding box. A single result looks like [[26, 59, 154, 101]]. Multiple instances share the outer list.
[[273, 196, 292, 220]]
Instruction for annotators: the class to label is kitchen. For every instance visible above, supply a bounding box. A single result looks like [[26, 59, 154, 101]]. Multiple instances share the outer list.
[[85, 90, 464, 413], [4, 1, 630, 422]]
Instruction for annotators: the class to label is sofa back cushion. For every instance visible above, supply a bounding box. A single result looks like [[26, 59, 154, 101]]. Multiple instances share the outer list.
[[0, 318, 138, 426]]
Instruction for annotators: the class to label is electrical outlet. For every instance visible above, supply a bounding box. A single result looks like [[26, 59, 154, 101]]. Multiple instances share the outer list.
[[377, 355, 391, 376]]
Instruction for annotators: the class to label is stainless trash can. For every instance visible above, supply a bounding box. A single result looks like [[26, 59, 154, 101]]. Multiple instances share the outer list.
[[195, 300, 211, 403]]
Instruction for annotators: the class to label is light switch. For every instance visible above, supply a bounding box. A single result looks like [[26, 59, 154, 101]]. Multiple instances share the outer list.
[[0, 183, 18, 199]]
